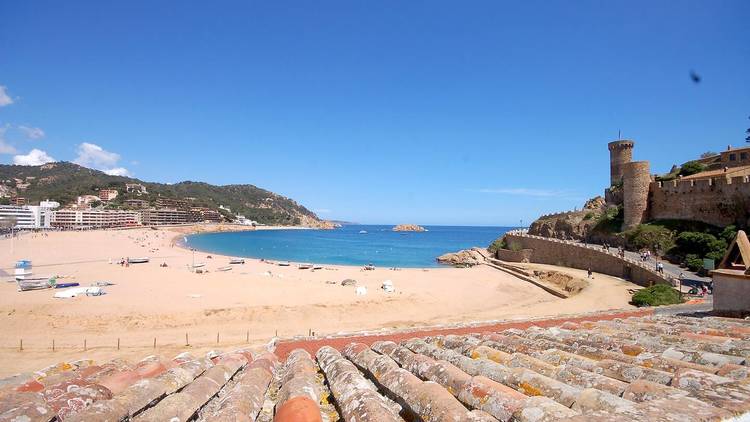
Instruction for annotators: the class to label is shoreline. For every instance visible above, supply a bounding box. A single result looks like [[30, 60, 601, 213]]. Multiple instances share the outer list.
[[0, 225, 639, 377]]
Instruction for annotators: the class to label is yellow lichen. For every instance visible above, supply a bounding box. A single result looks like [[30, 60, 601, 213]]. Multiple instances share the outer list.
[[519, 382, 543, 396]]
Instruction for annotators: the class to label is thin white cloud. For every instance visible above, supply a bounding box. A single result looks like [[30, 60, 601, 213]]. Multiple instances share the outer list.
[[74, 142, 131, 176], [18, 125, 45, 140], [0, 125, 17, 154], [0, 86, 13, 107], [104, 167, 132, 177], [13, 149, 56, 166]]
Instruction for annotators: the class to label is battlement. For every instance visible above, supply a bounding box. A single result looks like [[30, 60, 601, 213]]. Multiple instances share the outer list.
[[653, 175, 750, 193], [607, 140, 634, 151]]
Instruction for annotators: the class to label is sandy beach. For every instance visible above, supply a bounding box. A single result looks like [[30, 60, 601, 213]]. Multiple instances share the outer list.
[[0, 225, 637, 376]]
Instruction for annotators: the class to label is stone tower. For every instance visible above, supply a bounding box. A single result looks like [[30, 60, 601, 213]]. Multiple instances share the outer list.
[[622, 161, 651, 230], [608, 140, 635, 186]]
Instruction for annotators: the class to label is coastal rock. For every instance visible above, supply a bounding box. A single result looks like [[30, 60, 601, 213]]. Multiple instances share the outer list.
[[392, 224, 427, 232], [436, 248, 489, 267], [526, 196, 607, 241]]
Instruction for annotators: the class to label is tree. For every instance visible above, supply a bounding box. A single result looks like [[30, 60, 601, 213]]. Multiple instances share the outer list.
[[700, 151, 718, 158], [678, 161, 705, 176]]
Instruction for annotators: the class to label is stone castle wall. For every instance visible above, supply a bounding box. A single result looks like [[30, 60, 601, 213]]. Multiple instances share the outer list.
[[501, 233, 671, 287], [649, 175, 750, 227], [622, 161, 651, 230]]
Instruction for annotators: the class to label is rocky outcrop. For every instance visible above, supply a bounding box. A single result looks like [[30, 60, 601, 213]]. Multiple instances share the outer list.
[[584, 196, 605, 210], [393, 224, 427, 232], [436, 248, 489, 266], [527, 196, 607, 241]]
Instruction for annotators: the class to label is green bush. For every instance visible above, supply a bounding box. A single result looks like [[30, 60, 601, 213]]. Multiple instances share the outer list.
[[625, 224, 674, 253], [508, 241, 523, 252], [671, 231, 728, 267], [678, 161, 705, 176], [631, 284, 684, 307], [487, 237, 506, 254], [592, 206, 623, 235], [684, 254, 704, 272], [720, 225, 738, 244]]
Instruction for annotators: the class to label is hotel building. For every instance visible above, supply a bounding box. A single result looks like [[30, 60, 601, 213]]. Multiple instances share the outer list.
[[141, 208, 189, 225], [51, 209, 141, 229]]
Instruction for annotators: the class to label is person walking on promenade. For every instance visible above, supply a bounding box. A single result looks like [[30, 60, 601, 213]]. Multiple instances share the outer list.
[[587, 267, 593, 279]]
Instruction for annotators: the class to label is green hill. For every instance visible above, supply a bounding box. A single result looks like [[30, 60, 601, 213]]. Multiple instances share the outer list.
[[0, 162, 321, 226]]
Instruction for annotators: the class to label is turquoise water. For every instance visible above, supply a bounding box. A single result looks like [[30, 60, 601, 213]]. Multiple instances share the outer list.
[[183, 225, 510, 268]]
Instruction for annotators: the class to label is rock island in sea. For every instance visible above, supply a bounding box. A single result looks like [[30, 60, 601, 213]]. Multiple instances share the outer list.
[[392, 224, 427, 232]]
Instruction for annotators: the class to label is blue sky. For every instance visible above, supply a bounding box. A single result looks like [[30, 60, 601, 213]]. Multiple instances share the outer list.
[[1, 1, 748, 225]]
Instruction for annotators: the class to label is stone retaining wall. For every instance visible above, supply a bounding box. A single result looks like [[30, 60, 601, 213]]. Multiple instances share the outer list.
[[495, 248, 533, 263], [499, 232, 671, 287]]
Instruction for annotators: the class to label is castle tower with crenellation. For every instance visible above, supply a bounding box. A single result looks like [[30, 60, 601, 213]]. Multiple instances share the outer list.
[[608, 140, 634, 186]]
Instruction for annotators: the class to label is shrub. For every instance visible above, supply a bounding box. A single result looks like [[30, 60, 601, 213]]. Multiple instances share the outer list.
[[720, 225, 738, 244], [508, 241, 523, 252], [625, 224, 674, 253], [678, 161, 705, 176], [592, 206, 623, 235], [487, 237, 506, 254], [673, 231, 726, 258], [631, 284, 684, 307], [684, 254, 704, 272]]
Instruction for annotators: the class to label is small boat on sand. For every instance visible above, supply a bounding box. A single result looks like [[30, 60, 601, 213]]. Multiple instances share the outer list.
[[298, 263, 313, 270], [17, 278, 54, 292], [364, 263, 375, 271], [277, 261, 290, 267], [312, 264, 323, 270], [229, 258, 245, 265], [55, 282, 80, 289], [128, 257, 150, 264], [217, 266, 233, 272], [191, 263, 206, 269]]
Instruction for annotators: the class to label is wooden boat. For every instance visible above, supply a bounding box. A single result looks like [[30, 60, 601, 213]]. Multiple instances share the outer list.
[[191, 263, 206, 269], [298, 263, 313, 270], [217, 266, 233, 272], [17, 278, 53, 292], [229, 258, 245, 265], [277, 261, 290, 267], [128, 257, 150, 264], [312, 264, 323, 270]]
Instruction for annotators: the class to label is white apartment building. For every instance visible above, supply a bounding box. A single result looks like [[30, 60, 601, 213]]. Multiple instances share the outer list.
[[0, 200, 60, 229], [51, 209, 141, 229]]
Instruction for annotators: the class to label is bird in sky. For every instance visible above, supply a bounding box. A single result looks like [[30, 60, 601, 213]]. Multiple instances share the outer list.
[[690, 70, 702, 84]]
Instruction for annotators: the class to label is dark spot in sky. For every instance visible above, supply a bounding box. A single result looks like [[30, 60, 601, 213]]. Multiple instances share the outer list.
[[689, 70, 701, 84]]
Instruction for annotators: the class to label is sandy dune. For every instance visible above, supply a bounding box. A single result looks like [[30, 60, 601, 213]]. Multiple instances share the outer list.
[[0, 226, 636, 376]]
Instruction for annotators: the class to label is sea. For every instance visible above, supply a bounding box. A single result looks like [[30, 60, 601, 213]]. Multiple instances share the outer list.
[[183, 225, 512, 268]]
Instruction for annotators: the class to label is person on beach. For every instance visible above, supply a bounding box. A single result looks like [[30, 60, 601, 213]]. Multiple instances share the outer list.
[[587, 268, 593, 279]]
